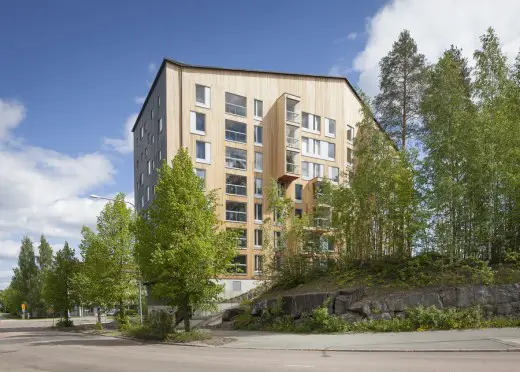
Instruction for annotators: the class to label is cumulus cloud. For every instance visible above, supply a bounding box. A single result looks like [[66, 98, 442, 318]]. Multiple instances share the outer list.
[[0, 99, 26, 140], [103, 113, 138, 154], [134, 96, 145, 104], [352, 0, 520, 96]]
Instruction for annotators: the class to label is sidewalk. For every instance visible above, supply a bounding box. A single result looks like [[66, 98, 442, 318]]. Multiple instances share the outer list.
[[209, 328, 520, 352]]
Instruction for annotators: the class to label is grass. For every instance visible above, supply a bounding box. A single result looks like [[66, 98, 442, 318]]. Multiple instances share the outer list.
[[125, 324, 211, 342]]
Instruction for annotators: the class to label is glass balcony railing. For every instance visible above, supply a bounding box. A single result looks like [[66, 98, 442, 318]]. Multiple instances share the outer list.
[[226, 102, 247, 117], [314, 217, 330, 228], [286, 111, 299, 122], [225, 129, 247, 143], [226, 157, 247, 170], [226, 184, 247, 196], [286, 136, 299, 149], [226, 210, 247, 222], [286, 163, 299, 174]]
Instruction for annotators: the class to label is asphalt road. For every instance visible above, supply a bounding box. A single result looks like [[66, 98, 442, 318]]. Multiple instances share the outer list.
[[1, 321, 520, 371]]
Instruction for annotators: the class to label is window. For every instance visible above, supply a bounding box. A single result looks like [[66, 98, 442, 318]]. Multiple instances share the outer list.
[[153, 185, 156, 194], [254, 99, 263, 119], [158, 148, 162, 161], [145, 121, 149, 132], [229, 255, 247, 275], [254, 255, 264, 273], [147, 160, 151, 175], [313, 163, 324, 178], [325, 118, 336, 137], [274, 231, 282, 250], [286, 151, 298, 174], [140, 172, 144, 185], [152, 134, 155, 144], [347, 125, 354, 142], [190, 111, 205, 135], [301, 161, 323, 180], [232, 280, 241, 291], [254, 125, 263, 146], [226, 201, 247, 222], [254, 152, 263, 172], [152, 160, 155, 171], [225, 147, 247, 170], [225, 119, 247, 143], [347, 147, 353, 165], [141, 195, 144, 208], [302, 137, 335, 160], [140, 125, 144, 139], [146, 186, 150, 202], [194, 168, 206, 186], [196, 141, 211, 164], [157, 95, 160, 107], [254, 229, 263, 248], [320, 236, 334, 252], [328, 142, 336, 160], [295, 184, 303, 202], [147, 132, 150, 144], [328, 166, 339, 183], [226, 174, 247, 196], [195, 84, 211, 108], [136, 159, 139, 168], [158, 117, 163, 133], [295, 208, 303, 218], [151, 109, 155, 120], [302, 112, 321, 133], [136, 181, 139, 191], [254, 203, 263, 222], [145, 147, 149, 157], [232, 229, 247, 249], [225, 92, 247, 116], [254, 177, 263, 197]]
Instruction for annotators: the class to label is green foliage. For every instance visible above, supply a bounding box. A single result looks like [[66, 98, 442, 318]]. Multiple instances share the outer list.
[[134, 149, 237, 332], [37, 235, 55, 316], [95, 321, 104, 331], [10, 236, 40, 316], [55, 318, 74, 328], [166, 329, 211, 343]]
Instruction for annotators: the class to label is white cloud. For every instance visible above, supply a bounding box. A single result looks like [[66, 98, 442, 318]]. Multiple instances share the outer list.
[[0, 99, 26, 140], [0, 240, 21, 259], [347, 32, 357, 41], [134, 96, 145, 104], [353, 0, 520, 96], [103, 113, 138, 154], [148, 62, 157, 74]]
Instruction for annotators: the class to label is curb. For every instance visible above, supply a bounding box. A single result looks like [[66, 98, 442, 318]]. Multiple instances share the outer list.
[[218, 346, 520, 352]]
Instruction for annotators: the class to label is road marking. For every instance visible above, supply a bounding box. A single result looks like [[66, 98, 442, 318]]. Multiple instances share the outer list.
[[285, 364, 313, 368]]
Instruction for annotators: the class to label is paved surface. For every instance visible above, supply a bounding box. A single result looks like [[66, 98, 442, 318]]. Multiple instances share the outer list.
[[1, 319, 520, 371]]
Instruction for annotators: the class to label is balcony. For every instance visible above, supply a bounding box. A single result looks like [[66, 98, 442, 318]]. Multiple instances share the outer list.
[[286, 111, 299, 123], [225, 102, 247, 117], [226, 210, 247, 222], [286, 163, 299, 175], [286, 136, 300, 149], [314, 217, 331, 229], [225, 129, 247, 143], [226, 184, 247, 196]]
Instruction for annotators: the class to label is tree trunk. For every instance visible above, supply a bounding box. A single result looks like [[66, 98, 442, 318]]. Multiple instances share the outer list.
[[97, 308, 102, 324]]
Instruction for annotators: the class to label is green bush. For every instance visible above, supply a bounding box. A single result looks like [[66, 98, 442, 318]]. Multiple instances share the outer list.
[[55, 318, 74, 328], [167, 330, 211, 343], [95, 321, 104, 331]]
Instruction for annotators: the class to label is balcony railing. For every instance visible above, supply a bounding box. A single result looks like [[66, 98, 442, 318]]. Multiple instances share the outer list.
[[226, 210, 247, 222], [225, 129, 247, 143], [226, 184, 247, 196], [286, 111, 300, 123], [286, 136, 299, 149], [238, 237, 247, 248], [314, 217, 331, 228], [286, 163, 300, 174], [226, 102, 247, 117], [226, 157, 247, 170]]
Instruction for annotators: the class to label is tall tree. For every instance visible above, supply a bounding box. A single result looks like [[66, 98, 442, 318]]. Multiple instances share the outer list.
[[76, 193, 136, 324], [134, 148, 237, 332], [420, 47, 478, 259], [37, 234, 54, 315], [43, 242, 79, 325], [374, 29, 427, 150], [11, 236, 40, 316]]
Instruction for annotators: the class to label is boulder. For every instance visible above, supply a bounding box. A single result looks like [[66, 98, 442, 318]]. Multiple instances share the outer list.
[[439, 288, 457, 308], [496, 284, 520, 304], [456, 286, 475, 308], [251, 298, 278, 316], [222, 307, 244, 322], [370, 312, 392, 321], [334, 288, 365, 315], [422, 292, 443, 309], [348, 300, 372, 317], [289, 292, 334, 318], [474, 285, 496, 306]]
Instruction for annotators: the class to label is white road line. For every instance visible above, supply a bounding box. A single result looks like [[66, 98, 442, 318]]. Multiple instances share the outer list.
[[285, 364, 313, 368]]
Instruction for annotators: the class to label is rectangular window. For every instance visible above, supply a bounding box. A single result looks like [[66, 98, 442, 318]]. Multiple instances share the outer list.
[[136, 181, 139, 191], [141, 195, 144, 208], [225, 119, 247, 143], [226, 201, 247, 222], [302, 112, 321, 133], [190, 111, 205, 135], [254, 152, 263, 172], [158, 148, 162, 161], [225, 147, 247, 170], [194, 168, 206, 186], [254, 99, 263, 119], [232, 229, 247, 249], [152, 134, 155, 144], [328, 166, 339, 183], [146, 186, 150, 202], [225, 92, 247, 117], [145, 147, 149, 157], [254, 203, 263, 222], [313, 163, 324, 178], [151, 109, 154, 120], [254, 177, 263, 197], [274, 231, 282, 250], [254, 255, 263, 273], [152, 160, 155, 171], [195, 84, 211, 108], [328, 142, 336, 160], [325, 118, 336, 138], [302, 161, 324, 180], [295, 184, 302, 201], [157, 95, 161, 107], [147, 160, 151, 175], [140, 125, 144, 139], [254, 125, 263, 146], [320, 236, 334, 252], [158, 117, 163, 132], [254, 229, 263, 248], [347, 125, 354, 142], [196, 141, 211, 164], [302, 161, 309, 179], [347, 147, 353, 165], [295, 208, 303, 218], [230, 255, 247, 275], [226, 174, 247, 196], [140, 172, 144, 185]]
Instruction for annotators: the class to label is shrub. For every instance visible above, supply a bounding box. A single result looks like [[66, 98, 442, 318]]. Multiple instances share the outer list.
[[407, 306, 484, 330], [95, 321, 104, 331], [167, 329, 211, 343], [147, 310, 176, 338], [115, 312, 131, 331], [56, 318, 74, 328]]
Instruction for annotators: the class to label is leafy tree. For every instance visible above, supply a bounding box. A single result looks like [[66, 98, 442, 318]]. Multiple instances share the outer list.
[[374, 30, 427, 149], [37, 234, 54, 315], [11, 236, 40, 317], [134, 148, 237, 331], [76, 193, 136, 324], [43, 242, 79, 324], [0, 285, 24, 315]]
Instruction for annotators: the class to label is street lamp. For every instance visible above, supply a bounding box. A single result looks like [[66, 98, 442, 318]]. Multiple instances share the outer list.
[[89, 194, 143, 325]]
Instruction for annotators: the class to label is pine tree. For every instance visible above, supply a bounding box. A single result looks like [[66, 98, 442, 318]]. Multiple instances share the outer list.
[[134, 148, 237, 332], [374, 30, 427, 149]]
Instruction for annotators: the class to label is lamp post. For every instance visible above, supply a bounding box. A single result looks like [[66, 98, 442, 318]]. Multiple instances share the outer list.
[[89, 194, 143, 325]]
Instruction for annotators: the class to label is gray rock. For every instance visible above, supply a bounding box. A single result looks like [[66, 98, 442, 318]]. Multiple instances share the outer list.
[[496, 302, 513, 316], [339, 312, 364, 323], [422, 292, 443, 309], [394, 312, 406, 320], [386, 296, 406, 312], [370, 312, 392, 321], [439, 288, 457, 308], [496, 284, 520, 304], [283, 292, 334, 318], [334, 288, 365, 315], [370, 300, 387, 314], [251, 298, 278, 316], [456, 286, 475, 308], [222, 307, 244, 321], [349, 300, 371, 316], [474, 285, 496, 306]]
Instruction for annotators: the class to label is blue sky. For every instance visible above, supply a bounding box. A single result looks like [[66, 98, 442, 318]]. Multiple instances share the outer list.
[[2, 0, 519, 288]]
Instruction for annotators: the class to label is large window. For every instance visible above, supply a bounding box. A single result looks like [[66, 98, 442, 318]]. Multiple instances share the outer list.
[[347, 125, 354, 142], [229, 255, 247, 275], [295, 184, 303, 201], [347, 147, 353, 165], [302, 112, 321, 133], [254, 152, 263, 172], [325, 118, 336, 137], [328, 166, 339, 183], [254, 125, 263, 146], [225, 92, 247, 117], [254, 255, 264, 273], [254, 177, 263, 197], [254, 229, 263, 248], [226, 174, 247, 196], [302, 137, 335, 160], [194, 168, 206, 186], [190, 111, 205, 135], [231, 229, 247, 249], [286, 151, 298, 174], [226, 201, 247, 222], [328, 142, 336, 160], [196, 141, 211, 164], [225, 147, 247, 170], [196, 84, 211, 108], [254, 99, 263, 119], [225, 119, 247, 143], [301, 161, 324, 180], [254, 203, 263, 222]]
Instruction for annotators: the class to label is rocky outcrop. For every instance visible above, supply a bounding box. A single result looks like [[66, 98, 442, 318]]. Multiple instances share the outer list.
[[227, 283, 520, 324]]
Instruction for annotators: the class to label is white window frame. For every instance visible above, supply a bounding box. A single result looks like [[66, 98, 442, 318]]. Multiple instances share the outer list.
[[254, 177, 263, 197], [147, 160, 151, 175], [140, 172, 144, 185], [347, 125, 354, 142], [146, 186, 150, 202], [254, 229, 263, 248], [254, 125, 263, 146], [254, 203, 263, 223], [347, 147, 353, 165], [158, 148, 163, 161], [190, 111, 206, 135], [141, 195, 144, 208], [140, 125, 144, 139], [328, 166, 339, 183], [254, 99, 263, 120], [195, 84, 211, 108], [225, 147, 247, 170], [195, 141, 211, 164], [254, 255, 263, 274], [302, 112, 321, 134], [194, 168, 206, 187], [254, 152, 263, 172], [325, 118, 336, 138]]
